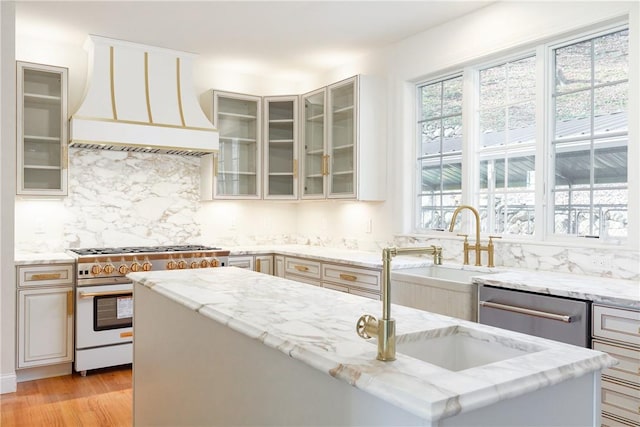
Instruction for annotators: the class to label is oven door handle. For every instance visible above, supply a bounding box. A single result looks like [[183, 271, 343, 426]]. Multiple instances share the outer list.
[[479, 300, 573, 323], [79, 290, 133, 299]]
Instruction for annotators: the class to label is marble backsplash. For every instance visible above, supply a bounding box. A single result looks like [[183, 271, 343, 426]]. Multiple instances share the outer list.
[[14, 148, 639, 281]]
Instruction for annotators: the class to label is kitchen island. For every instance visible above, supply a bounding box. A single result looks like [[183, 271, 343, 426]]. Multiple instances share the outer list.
[[129, 267, 615, 426]]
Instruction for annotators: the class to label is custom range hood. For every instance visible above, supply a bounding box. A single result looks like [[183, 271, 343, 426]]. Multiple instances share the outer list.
[[69, 35, 218, 156]]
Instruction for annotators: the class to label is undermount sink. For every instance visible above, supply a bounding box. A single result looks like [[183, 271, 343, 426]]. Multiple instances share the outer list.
[[392, 266, 491, 284], [395, 325, 544, 371]]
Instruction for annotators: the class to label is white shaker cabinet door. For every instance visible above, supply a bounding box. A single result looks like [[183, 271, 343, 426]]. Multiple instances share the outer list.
[[17, 287, 74, 368]]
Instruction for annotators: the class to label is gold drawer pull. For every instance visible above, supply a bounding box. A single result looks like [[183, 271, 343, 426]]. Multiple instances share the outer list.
[[339, 273, 357, 282], [67, 291, 73, 316], [31, 273, 62, 280], [256, 259, 261, 272], [294, 265, 309, 272], [120, 331, 133, 339]]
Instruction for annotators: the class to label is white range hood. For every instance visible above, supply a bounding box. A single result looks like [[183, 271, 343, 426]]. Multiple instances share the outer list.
[[69, 35, 218, 156]]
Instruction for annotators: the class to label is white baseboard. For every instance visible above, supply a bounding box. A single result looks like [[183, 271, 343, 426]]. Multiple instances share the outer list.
[[16, 363, 72, 383], [1, 372, 17, 394]]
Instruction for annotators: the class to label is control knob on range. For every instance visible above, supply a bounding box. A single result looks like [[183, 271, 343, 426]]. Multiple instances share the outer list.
[[166, 260, 177, 270], [210, 258, 220, 268], [177, 260, 187, 269], [142, 261, 152, 272], [200, 259, 209, 269], [130, 262, 141, 273], [118, 264, 129, 275], [103, 264, 115, 274], [91, 264, 102, 275], [190, 261, 199, 269]]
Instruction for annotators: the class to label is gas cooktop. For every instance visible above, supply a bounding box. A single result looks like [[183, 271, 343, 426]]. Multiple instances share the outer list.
[[69, 245, 223, 256]]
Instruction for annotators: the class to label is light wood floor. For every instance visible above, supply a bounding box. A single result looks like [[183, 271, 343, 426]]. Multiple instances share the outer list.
[[0, 366, 132, 426]]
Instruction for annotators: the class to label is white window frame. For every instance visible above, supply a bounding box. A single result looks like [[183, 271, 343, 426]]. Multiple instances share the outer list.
[[413, 20, 632, 248]]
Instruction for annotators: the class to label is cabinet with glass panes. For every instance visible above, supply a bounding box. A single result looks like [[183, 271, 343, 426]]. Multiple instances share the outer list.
[[17, 62, 68, 196], [210, 91, 262, 199], [264, 96, 298, 199], [300, 75, 385, 201]]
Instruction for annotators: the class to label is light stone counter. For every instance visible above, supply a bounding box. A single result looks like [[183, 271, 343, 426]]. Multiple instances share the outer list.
[[130, 267, 615, 425], [473, 270, 640, 309], [14, 252, 75, 265], [227, 244, 435, 269]]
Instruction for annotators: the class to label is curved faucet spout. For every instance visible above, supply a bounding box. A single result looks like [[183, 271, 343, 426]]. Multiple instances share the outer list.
[[448, 205, 481, 245]]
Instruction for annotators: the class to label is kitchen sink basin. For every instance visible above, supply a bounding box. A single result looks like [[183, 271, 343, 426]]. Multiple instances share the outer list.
[[395, 325, 544, 371], [392, 266, 491, 284]]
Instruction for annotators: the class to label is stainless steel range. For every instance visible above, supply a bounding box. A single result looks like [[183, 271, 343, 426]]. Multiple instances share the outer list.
[[68, 245, 229, 376]]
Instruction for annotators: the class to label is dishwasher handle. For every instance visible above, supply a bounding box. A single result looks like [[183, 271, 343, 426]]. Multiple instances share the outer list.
[[480, 300, 573, 323]]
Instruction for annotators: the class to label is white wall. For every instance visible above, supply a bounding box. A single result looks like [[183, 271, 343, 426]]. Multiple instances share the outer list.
[[1, 1, 17, 394]]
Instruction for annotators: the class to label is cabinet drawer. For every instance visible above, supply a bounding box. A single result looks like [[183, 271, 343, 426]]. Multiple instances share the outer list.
[[284, 273, 321, 287], [322, 264, 380, 293], [593, 305, 640, 347], [284, 257, 321, 279], [594, 340, 640, 386], [349, 288, 381, 301], [602, 414, 639, 427], [323, 282, 349, 294], [17, 264, 74, 287], [601, 379, 640, 425]]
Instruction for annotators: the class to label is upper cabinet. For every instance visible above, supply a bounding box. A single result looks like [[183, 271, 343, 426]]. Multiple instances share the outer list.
[[209, 91, 262, 199], [17, 62, 68, 196], [202, 75, 385, 201], [301, 76, 385, 201], [264, 96, 298, 199]]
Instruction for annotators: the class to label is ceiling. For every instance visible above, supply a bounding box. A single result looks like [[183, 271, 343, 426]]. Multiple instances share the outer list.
[[15, 0, 493, 80]]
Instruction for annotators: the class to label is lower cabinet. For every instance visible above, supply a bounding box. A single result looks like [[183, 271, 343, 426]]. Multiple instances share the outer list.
[[229, 255, 273, 275], [592, 304, 640, 426], [283, 256, 381, 299], [274, 255, 285, 277], [17, 286, 74, 368]]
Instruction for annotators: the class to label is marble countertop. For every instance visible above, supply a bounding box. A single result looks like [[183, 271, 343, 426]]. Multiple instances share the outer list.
[[227, 244, 436, 269], [14, 252, 75, 265], [128, 267, 615, 422], [473, 270, 640, 309]]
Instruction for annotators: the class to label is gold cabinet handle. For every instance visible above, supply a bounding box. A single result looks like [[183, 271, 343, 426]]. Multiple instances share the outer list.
[[323, 155, 330, 176], [120, 331, 133, 339], [67, 290, 73, 316], [62, 144, 68, 169], [339, 273, 357, 282], [294, 265, 309, 272], [293, 159, 298, 178], [256, 259, 261, 272], [31, 273, 62, 281], [213, 154, 219, 176]]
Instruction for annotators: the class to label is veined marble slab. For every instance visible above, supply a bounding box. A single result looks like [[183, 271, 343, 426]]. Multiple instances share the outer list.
[[14, 252, 75, 265], [474, 270, 640, 309], [129, 267, 615, 423], [227, 244, 436, 269]]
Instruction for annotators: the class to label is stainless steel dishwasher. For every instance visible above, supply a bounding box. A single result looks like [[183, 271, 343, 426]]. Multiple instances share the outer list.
[[478, 285, 591, 347]]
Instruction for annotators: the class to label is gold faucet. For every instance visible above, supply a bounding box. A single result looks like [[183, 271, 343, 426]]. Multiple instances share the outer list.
[[356, 245, 442, 361], [448, 205, 500, 267]]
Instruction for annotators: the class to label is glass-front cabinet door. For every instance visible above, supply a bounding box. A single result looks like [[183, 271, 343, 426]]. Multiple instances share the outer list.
[[17, 62, 68, 196], [264, 96, 298, 199], [212, 91, 261, 199], [301, 88, 327, 199], [327, 76, 357, 198]]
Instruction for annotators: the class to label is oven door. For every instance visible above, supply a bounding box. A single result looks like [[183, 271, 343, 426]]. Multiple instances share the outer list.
[[76, 283, 133, 349]]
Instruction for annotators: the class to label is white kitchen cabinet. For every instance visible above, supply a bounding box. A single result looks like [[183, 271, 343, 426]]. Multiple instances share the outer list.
[[16, 263, 74, 369], [300, 75, 385, 201], [17, 61, 68, 196], [283, 256, 322, 286], [229, 255, 273, 275], [274, 255, 285, 278], [264, 96, 298, 199], [207, 91, 262, 199], [592, 304, 640, 426]]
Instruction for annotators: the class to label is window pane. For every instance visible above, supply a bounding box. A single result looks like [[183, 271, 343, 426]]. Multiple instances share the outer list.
[[508, 101, 535, 144], [594, 29, 629, 84], [508, 57, 536, 103], [555, 91, 591, 139], [594, 144, 627, 185], [420, 84, 441, 119], [443, 78, 463, 116], [442, 116, 462, 153], [594, 83, 628, 134], [555, 144, 591, 186], [421, 120, 441, 155], [507, 155, 535, 188], [420, 160, 441, 192], [442, 160, 462, 191], [480, 64, 506, 110], [504, 193, 536, 235], [555, 40, 592, 94], [480, 107, 506, 147]]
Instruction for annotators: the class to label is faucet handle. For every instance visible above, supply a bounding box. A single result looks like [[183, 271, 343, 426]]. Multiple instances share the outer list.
[[488, 235, 502, 245], [456, 233, 468, 242], [356, 314, 378, 340]]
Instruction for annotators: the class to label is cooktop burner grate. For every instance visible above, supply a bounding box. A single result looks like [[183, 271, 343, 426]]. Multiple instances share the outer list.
[[69, 245, 222, 256]]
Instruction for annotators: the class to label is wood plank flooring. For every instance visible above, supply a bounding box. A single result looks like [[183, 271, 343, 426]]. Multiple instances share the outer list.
[[0, 366, 132, 426]]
